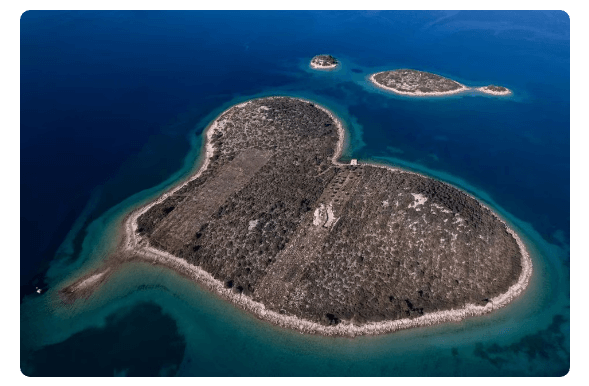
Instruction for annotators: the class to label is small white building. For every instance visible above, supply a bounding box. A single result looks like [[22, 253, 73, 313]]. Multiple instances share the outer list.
[[350, 159, 358, 165]]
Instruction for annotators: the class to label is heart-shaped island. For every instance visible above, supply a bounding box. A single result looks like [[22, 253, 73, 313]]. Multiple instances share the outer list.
[[62, 97, 531, 337]]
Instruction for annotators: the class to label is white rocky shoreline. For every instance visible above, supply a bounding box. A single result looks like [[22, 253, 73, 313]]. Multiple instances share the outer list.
[[111, 96, 533, 337], [310, 62, 338, 70]]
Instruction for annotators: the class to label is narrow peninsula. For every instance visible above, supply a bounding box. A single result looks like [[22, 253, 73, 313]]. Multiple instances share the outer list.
[[370, 69, 511, 97], [310, 55, 338, 70], [61, 97, 531, 337]]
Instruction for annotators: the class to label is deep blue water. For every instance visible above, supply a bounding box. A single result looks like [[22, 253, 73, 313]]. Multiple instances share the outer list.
[[20, 11, 569, 376]]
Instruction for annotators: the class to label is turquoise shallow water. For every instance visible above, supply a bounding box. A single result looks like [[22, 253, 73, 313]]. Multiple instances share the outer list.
[[21, 11, 569, 376], [21, 90, 569, 376]]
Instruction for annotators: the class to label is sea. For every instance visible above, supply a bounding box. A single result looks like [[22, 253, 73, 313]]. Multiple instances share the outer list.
[[20, 10, 570, 376]]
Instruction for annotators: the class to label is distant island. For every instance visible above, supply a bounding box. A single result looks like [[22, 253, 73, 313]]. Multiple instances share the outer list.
[[370, 69, 511, 97], [310, 55, 338, 70], [370, 69, 468, 96], [60, 97, 531, 337], [476, 85, 512, 96]]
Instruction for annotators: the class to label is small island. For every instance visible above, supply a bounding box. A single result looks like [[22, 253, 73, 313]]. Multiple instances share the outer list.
[[60, 97, 531, 337], [370, 69, 513, 98], [476, 85, 512, 96], [310, 55, 338, 70], [370, 69, 469, 96]]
